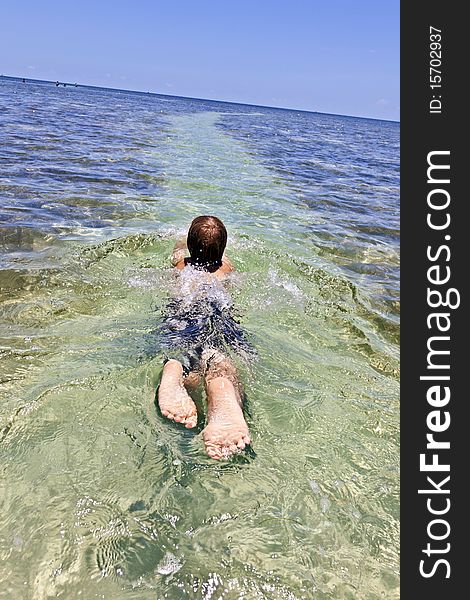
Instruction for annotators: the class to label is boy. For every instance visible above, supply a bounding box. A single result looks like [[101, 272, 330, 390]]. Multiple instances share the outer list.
[[157, 216, 252, 460]]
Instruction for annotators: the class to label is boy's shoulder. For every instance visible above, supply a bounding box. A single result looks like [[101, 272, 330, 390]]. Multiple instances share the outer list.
[[174, 256, 235, 276], [220, 257, 234, 273]]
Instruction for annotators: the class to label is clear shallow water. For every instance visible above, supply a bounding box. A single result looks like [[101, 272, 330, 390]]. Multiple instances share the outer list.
[[0, 78, 399, 599]]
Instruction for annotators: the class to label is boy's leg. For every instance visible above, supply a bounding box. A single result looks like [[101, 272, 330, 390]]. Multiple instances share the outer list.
[[202, 351, 250, 459], [183, 370, 201, 391], [158, 359, 198, 428]]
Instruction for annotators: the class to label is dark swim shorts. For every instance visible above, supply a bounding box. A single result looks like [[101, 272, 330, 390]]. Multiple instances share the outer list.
[[158, 294, 255, 375]]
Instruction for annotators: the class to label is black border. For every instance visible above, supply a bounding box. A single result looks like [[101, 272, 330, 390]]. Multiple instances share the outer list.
[[401, 2, 465, 596]]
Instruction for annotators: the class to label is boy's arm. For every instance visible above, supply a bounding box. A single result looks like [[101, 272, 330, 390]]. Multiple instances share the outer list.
[[171, 237, 187, 267]]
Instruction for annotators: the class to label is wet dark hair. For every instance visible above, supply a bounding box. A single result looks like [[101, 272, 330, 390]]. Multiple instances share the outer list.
[[187, 215, 227, 268]]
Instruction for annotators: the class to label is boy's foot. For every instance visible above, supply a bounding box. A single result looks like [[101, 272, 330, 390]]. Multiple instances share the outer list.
[[158, 360, 198, 428], [203, 377, 251, 459]]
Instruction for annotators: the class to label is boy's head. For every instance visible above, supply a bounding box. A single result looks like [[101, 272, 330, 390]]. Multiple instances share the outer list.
[[187, 215, 227, 267]]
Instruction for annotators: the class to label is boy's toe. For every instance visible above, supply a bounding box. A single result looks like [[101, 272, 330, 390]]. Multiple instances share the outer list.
[[184, 415, 197, 428], [206, 443, 222, 459]]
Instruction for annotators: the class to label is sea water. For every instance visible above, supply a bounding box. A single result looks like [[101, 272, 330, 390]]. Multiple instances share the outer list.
[[0, 78, 399, 599]]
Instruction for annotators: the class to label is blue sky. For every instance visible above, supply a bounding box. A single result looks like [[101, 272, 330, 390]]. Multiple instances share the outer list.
[[1, 0, 399, 120]]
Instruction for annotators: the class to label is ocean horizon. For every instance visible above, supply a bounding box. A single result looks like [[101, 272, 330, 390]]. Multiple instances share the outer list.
[[1, 74, 400, 123]]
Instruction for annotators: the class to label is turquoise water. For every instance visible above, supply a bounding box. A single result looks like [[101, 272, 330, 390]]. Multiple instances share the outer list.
[[0, 78, 399, 599]]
